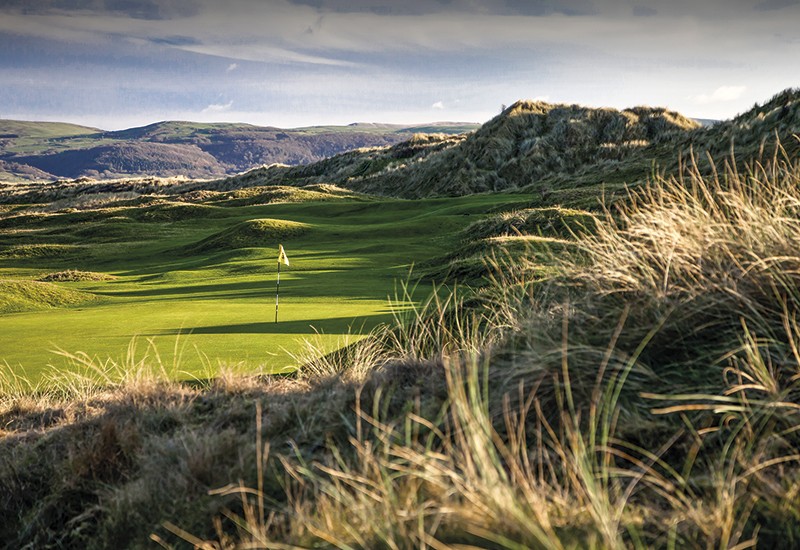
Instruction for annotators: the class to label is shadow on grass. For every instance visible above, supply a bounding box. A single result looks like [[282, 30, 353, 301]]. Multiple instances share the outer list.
[[92, 274, 391, 301], [149, 313, 394, 336]]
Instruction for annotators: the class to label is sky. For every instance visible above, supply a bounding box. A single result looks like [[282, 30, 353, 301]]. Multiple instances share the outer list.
[[0, 0, 798, 130]]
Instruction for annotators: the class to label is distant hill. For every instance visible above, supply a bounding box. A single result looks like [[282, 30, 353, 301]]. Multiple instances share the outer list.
[[0, 120, 100, 142], [2, 89, 797, 202], [222, 90, 799, 199], [13, 142, 226, 180], [0, 120, 480, 181], [225, 101, 702, 197]]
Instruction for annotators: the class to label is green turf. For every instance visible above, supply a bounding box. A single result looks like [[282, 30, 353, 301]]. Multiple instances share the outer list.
[[0, 192, 533, 383]]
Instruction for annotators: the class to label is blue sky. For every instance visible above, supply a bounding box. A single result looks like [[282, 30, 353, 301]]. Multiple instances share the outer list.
[[0, 0, 798, 129]]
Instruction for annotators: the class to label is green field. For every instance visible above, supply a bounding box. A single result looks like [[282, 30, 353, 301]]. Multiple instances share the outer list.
[[0, 192, 529, 382]]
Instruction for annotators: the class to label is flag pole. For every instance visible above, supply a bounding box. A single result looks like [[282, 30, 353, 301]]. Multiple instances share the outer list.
[[275, 244, 289, 323], [275, 258, 281, 323]]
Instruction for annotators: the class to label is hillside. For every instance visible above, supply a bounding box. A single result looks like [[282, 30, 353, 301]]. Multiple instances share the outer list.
[[13, 142, 227, 179], [0, 120, 479, 181], [0, 120, 100, 143], [688, 88, 800, 159], [221, 89, 800, 199], [2, 90, 798, 207], [4, 91, 796, 188]]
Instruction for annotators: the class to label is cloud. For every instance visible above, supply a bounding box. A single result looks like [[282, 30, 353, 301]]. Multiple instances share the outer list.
[[690, 85, 747, 104], [173, 42, 359, 67], [754, 0, 799, 10], [0, 0, 797, 127], [0, 0, 200, 20], [0, 0, 794, 69], [148, 35, 202, 46], [503, 0, 599, 16], [632, 6, 658, 16], [202, 100, 233, 113]]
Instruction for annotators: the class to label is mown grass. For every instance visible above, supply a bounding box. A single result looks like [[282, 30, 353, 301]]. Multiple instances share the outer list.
[[0, 189, 545, 383], [3, 148, 800, 547]]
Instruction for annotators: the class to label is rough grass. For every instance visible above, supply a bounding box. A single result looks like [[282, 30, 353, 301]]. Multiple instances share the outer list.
[[37, 270, 115, 282], [211, 150, 800, 548], [0, 243, 80, 259], [3, 150, 800, 547], [188, 218, 311, 253], [126, 202, 223, 222], [199, 184, 367, 207], [0, 279, 100, 313], [460, 206, 597, 240], [418, 206, 591, 284]]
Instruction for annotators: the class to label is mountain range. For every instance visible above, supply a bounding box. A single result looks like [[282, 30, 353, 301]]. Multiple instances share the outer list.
[[0, 120, 479, 181]]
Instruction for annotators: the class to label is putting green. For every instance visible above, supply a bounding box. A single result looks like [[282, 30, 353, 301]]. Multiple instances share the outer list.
[[0, 297, 393, 382]]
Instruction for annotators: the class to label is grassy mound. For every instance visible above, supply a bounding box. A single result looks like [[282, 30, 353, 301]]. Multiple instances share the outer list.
[[37, 270, 114, 282], [70, 218, 140, 242], [189, 218, 310, 252], [126, 202, 222, 222], [420, 206, 593, 283], [461, 206, 597, 240], [0, 280, 99, 313]]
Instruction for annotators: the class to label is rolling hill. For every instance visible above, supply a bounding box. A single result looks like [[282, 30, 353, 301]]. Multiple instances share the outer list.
[[207, 88, 800, 199], [0, 119, 479, 181], [2, 89, 798, 208]]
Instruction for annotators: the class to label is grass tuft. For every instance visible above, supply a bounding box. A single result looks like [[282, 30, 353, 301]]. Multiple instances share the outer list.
[[37, 269, 115, 282]]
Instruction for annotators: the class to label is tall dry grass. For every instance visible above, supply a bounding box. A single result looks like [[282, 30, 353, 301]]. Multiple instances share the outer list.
[[175, 148, 800, 548]]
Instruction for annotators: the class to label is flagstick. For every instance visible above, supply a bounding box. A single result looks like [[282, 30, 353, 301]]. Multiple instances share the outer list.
[[275, 259, 281, 323]]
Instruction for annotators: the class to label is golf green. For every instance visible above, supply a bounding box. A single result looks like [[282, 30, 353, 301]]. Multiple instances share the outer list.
[[0, 192, 529, 383]]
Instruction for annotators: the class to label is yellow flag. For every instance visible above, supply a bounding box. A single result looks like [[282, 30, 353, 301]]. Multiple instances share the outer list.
[[278, 244, 290, 266]]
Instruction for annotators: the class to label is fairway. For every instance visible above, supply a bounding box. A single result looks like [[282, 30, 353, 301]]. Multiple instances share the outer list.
[[0, 191, 529, 383]]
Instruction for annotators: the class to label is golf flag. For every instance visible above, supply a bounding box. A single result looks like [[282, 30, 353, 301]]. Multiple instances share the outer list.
[[278, 244, 290, 266], [275, 245, 289, 323]]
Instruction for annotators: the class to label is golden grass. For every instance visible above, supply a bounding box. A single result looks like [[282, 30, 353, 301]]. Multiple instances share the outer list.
[[175, 149, 800, 548]]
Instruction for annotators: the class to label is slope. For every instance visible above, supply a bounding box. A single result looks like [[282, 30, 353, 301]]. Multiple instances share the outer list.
[[0, 120, 480, 181], [225, 89, 800, 199]]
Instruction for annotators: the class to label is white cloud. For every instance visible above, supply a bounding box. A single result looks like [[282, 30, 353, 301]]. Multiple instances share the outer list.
[[175, 42, 358, 67], [202, 100, 234, 113], [691, 85, 747, 104], [0, 1, 796, 71], [1, 1, 797, 125]]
